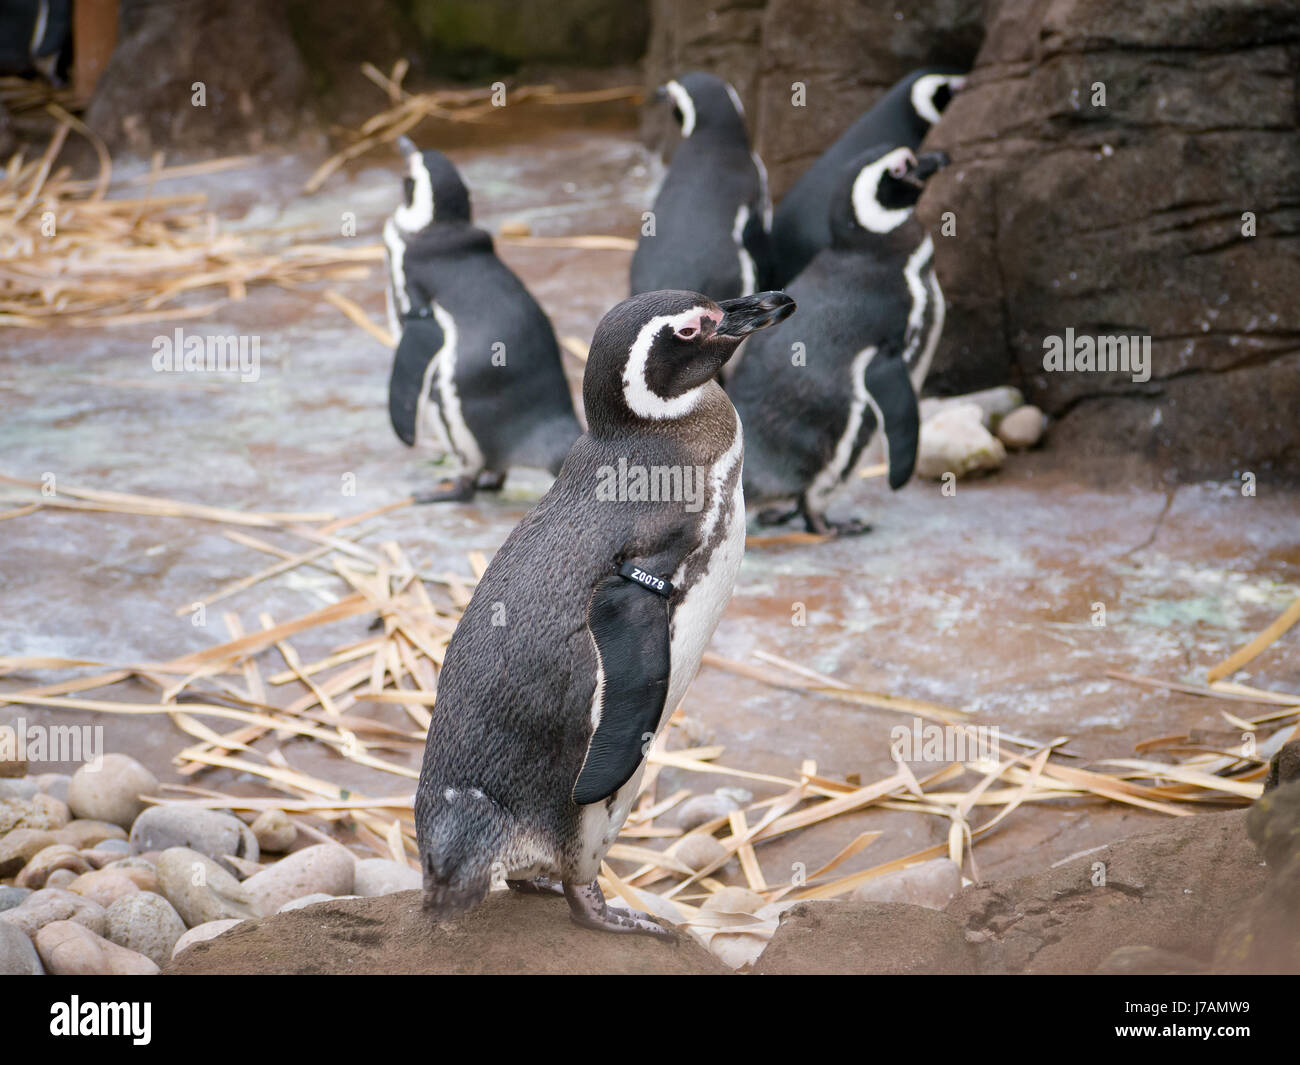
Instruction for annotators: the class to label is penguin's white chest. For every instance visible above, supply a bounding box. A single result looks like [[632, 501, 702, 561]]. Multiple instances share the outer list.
[[665, 466, 745, 714], [573, 422, 746, 876]]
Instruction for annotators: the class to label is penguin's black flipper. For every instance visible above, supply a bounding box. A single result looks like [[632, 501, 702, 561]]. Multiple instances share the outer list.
[[388, 314, 445, 446], [864, 349, 921, 490], [573, 575, 671, 806]]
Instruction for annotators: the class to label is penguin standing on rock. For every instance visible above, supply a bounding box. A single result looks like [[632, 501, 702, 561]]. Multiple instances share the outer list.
[[384, 138, 582, 502], [729, 145, 947, 536], [416, 288, 795, 937], [770, 68, 965, 285], [630, 72, 772, 300]]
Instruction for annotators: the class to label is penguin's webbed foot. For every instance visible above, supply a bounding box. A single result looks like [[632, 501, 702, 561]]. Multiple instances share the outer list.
[[474, 470, 508, 493], [756, 504, 800, 527], [414, 474, 477, 504], [564, 879, 676, 941], [801, 507, 872, 537], [507, 875, 565, 896]]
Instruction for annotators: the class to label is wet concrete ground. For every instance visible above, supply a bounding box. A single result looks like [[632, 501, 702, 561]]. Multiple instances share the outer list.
[[2, 105, 1297, 887]]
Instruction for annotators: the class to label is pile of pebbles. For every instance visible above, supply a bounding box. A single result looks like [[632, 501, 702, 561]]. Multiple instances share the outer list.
[[0, 753, 420, 975]]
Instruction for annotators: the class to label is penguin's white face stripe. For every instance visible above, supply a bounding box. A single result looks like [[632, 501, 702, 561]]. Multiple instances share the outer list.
[[911, 74, 962, 126], [663, 80, 696, 138], [851, 149, 915, 234], [393, 152, 435, 232], [621, 307, 720, 420]]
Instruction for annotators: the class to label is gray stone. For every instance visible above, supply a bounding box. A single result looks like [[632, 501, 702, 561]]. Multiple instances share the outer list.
[[0, 797, 51, 836], [105, 892, 187, 967], [154, 847, 257, 928], [0, 778, 39, 800], [671, 833, 728, 872], [673, 792, 741, 831], [0, 828, 56, 877], [916, 403, 1006, 479], [171, 919, 248, 958], [67, 754, 157, 829], [920, 387, 1025, 430], [130, 806, 259, 875], [0, 920, 43, 975], [852, 859, 963, 910], [250, 808, 297, 853], [996, 405, 1047, 450], [353, 858, 422, 897], [0, 887, 108, 938], [0, 886, 32, 913], [15, 844, 91, 889], [55, 820, 127, 849], [35, 920, 159, 975], [242, 843, 355, 916], [35, 773, 72, 803]]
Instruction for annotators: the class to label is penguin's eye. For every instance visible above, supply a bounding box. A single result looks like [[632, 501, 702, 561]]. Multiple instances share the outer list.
[[888, 155, 912, 178], [403, 177, 414, 204], [675, 326, 698, 340], [672, 106, 684, 126]]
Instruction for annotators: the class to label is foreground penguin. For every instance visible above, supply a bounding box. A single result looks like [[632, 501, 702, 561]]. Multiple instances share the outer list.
[[416, 288, 795, 937], [630, 72, 772, 300], [729, 145, 947, 535], [770, 68, 965, 285], [384, 138, 582, 501]]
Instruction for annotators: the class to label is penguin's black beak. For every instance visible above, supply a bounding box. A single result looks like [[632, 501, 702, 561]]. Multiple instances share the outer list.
[[652, 85, 668, 104], [901, 151, 950, 187], [863, 352, 920, 490], [397, 135, 418, 159], [716, 291, 796, 339]]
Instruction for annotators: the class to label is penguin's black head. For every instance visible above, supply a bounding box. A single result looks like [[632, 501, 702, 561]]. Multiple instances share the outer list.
[[655, 72, 749, 142], [584, 289, 794, 434], [391, 137, 472, 233], [829, 144, 948, 247], [902, 68, 967, 133]]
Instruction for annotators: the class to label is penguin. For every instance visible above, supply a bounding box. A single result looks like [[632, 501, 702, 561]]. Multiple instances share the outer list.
[[415, 288, 795, 937], [384, 138, 582, 501], [629, 72, 772, 301], [769, 68, 965, 286], [728, 145, 948, 535]]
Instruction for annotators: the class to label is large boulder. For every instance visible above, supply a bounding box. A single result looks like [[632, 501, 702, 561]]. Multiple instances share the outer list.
[[642, 0, 984, 193], [918, 0, 1300, 477], [86, 0, 316, 156], [165, 891, 728, 974]]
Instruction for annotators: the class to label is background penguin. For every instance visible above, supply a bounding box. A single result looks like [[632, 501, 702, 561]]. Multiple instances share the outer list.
[[769, 68, 965, 286], [416, 287, 795, 937], [629, 72, 772, 300], [384, 138, 582, 501], [729, 145, 948, 536]]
